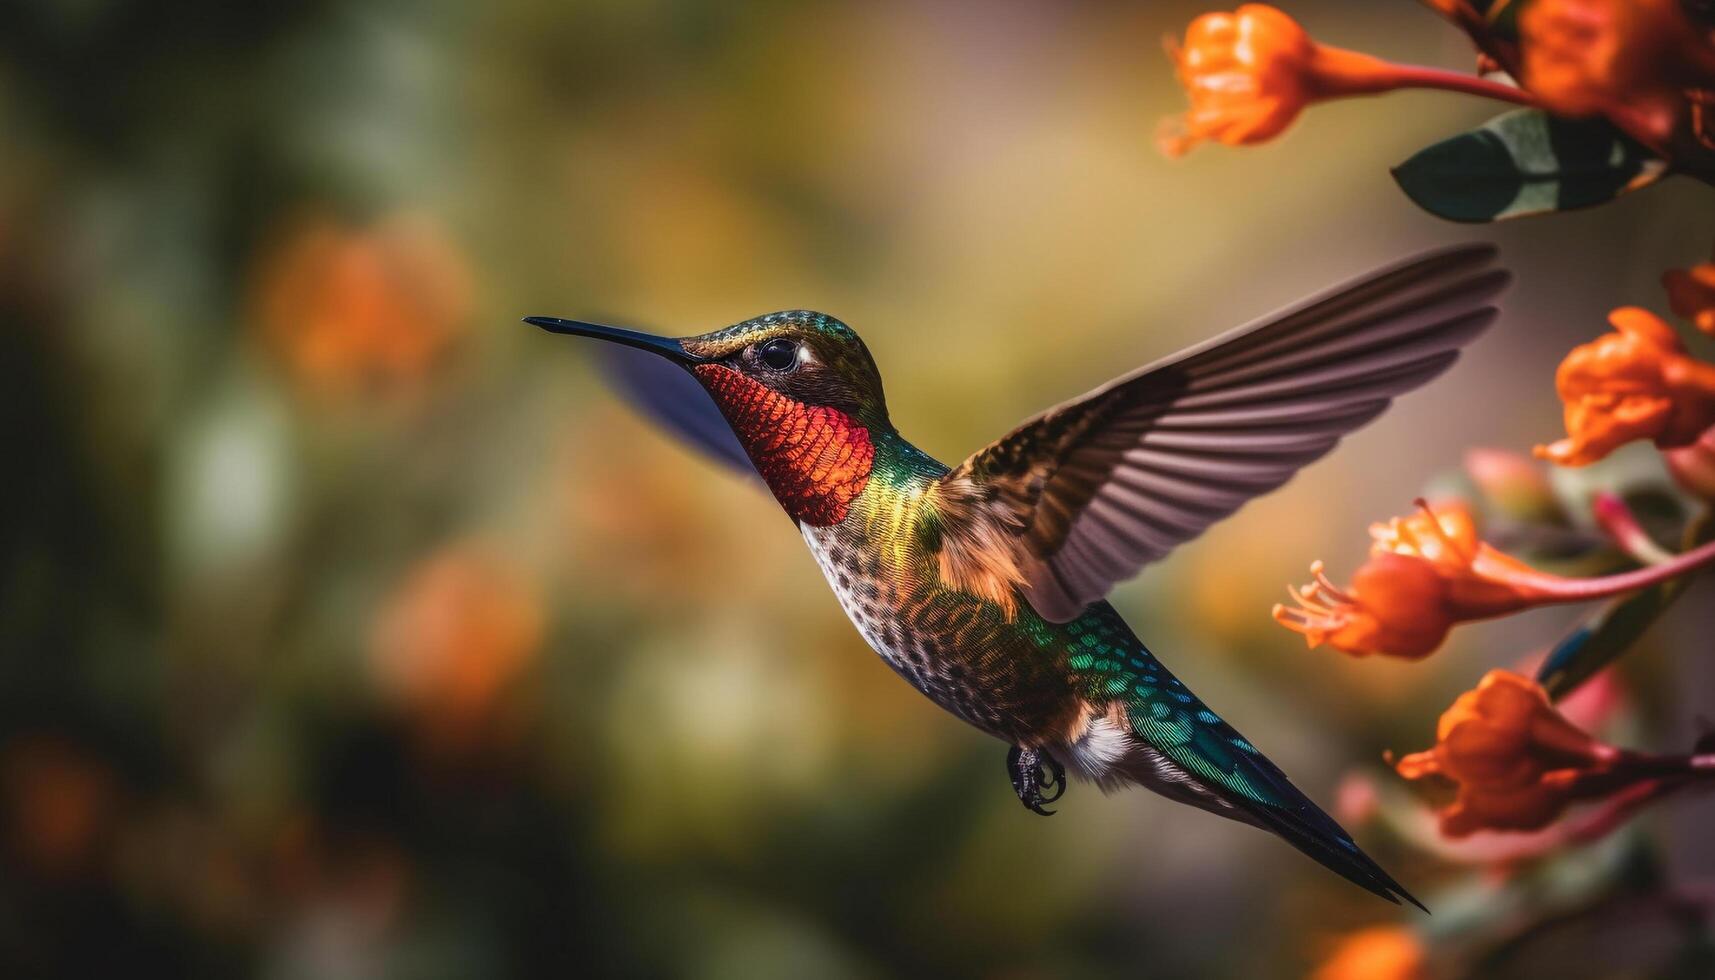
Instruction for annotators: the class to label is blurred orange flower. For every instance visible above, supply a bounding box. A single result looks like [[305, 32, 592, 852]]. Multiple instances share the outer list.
[[1, 736, 118, 879], [1275, 498, 1715, 659], [1663, 251, 1715, 335], [1394, 670, 1654, 836], [1160, 4, 1533, 156], [1161, 5, 1328, 155], [253, 211, 473, 398], [1310, 925, 1426, 980], [1534, 307, 1715, 466], [369, 544, 544, 750], [1518, 0, 1715, 146]]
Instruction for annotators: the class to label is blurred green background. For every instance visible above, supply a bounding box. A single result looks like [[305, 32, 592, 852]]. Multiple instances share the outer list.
[[3, 1, 1714, 977]]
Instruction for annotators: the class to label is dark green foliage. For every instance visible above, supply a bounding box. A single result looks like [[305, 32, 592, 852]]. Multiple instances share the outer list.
[[1392, 110, 1667, 222], [1472, 0, 1522, 42], [1538, 514, 1715, 700]]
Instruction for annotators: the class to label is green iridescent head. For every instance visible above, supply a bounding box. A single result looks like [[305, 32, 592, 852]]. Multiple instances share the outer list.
[[526, 310, 890, 426]]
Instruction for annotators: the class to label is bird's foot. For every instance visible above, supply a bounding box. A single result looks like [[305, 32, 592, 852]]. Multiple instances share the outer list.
[[1007, 745, 1066, 816]]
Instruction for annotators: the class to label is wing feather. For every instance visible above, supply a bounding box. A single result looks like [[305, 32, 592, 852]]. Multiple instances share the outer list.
[[942, 244, 1509, 621]]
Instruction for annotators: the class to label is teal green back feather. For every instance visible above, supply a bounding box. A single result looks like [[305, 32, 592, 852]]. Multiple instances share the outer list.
[[1063, 606, 1287, 809]]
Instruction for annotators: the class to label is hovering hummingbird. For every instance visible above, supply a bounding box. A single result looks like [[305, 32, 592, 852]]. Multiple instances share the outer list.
[[530, 245, 1507, 909]]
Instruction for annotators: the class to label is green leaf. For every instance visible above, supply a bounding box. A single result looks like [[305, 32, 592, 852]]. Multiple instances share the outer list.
[[1426, 0, 1522, 44], [1536, 512, 1715, 700], [1536, 579, 1689, 701], [1392, 109, 1667, 223]]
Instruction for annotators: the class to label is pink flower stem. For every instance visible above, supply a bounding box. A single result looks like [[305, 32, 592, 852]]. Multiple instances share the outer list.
[[1503, 534, 1715, 601], [1566, 778, 1683, 844], [1621, 751, 1715, 778], [1592, 491, 1678, 566], [1378, 64, 1538, 106]]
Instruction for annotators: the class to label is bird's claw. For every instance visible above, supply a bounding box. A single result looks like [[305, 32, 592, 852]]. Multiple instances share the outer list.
[[1008, 745, 1066, 816]]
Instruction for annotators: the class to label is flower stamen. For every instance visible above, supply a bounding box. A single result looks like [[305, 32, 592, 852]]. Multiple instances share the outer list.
[[1413, 497, 1474, 562], [1309, 559, 1354, 604]]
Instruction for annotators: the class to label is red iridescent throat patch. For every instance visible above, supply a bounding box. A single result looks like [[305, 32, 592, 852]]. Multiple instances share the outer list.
[[693, 364, 874, 526]]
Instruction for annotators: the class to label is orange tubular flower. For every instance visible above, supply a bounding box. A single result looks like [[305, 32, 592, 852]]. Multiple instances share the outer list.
[[1274, 498, 1715, 659], [1393, 671, 1623, 835], [1275, 501, 1553, 659], [1394, 670, 1715, 837], [1517, 0, 1715, 148], [1534, 307, 1715, 466], [1664, 253, 1715, 336], [1159, 4, 1533, 156]]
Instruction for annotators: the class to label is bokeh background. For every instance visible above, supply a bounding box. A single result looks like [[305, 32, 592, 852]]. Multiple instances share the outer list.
[[3, 0, 1714, 977]]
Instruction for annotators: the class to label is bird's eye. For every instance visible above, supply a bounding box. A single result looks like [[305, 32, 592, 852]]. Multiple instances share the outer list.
[[757, 337, 799, 371]]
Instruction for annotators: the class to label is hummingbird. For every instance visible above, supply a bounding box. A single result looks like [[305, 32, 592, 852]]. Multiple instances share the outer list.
[[529, 244, 1507, 909]]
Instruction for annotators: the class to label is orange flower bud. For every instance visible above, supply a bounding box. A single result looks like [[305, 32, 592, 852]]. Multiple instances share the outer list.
[[1535, 308, 1715, 466], [1663, 253, 1715, 336], [1310, 925, 1427, 980], [1159, 5, 1395, 156], [1518, 0, 1715, 146], [1395, 671, 1636, 837]]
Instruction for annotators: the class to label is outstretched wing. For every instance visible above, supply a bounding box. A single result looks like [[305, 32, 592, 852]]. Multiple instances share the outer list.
[[595, 342, 758, 478], [944, 244, 1508, 622]]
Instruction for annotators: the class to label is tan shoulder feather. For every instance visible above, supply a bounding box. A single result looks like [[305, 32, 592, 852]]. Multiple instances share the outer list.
[[928, 474, 1029, 619]]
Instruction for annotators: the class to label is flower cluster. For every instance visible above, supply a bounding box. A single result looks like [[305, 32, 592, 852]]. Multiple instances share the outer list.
[[1162, 3, 1715, 968], [1162, 3, 1715, 217], [1266, 277, 1715, 898]]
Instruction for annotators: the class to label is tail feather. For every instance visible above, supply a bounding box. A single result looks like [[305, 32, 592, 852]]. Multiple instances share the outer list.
[[1092, 635, 1424, 910], [1115, 708, 1424, 910]]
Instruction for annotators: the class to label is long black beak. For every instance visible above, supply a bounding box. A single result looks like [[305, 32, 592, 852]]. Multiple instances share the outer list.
[[524, 316, 705, 366]]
